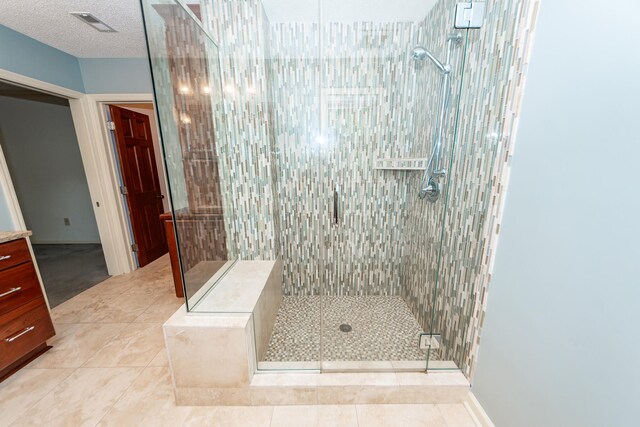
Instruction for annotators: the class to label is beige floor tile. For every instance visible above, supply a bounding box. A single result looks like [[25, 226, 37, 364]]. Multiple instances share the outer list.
[[184, 406, 273, 427], [81, 259, 173, 299], [97, 367, 192, 427], [80, 276, 135, 297], [0, 368, 73, 427], [83, 294, 157, 323], [50, 322, 77, 335], [356, 404, 447, 427], [148, 347, 170, 367], [50, 292, 103, 324], [51, 293, 153, 324], [437, 404, 478, 427], [17, 367, 142, 427], [133, 293, 183, 323], [123, 276, 174, 296], [317, 405, 359, 427], [270, 405, 358, 427], [26, 323, 128, 368], [83, 323, 165, 367]]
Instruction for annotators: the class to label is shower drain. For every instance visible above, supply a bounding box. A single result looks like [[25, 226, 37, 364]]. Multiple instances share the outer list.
[[339, 324, 352, 333]]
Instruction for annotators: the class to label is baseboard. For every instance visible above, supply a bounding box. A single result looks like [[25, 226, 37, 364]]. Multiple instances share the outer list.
[[31, 241, 102, 245], [464, 392, 495, 427]]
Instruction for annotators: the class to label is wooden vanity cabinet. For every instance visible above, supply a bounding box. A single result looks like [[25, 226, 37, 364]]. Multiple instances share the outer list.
[[0, 238, 55, 381]]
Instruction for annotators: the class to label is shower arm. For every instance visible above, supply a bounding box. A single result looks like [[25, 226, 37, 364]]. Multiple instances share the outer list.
[[423, 50, 449, 75]]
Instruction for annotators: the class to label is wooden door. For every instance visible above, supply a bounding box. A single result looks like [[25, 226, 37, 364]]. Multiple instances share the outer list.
[[109, 105, 168, 267]]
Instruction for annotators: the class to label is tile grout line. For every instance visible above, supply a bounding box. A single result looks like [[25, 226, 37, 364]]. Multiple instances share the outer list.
[[91, 292, 153, 426], [92, 293, 174, 425], [435, 404, 451, 427], [76, 323, 130, 369], [92, 367, 147, 427], [5, 367, 77, 427]]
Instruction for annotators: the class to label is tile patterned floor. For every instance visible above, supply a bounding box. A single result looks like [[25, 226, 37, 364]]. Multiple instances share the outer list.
[[0, 255, 478, 426], [265, 296, 436, 362]]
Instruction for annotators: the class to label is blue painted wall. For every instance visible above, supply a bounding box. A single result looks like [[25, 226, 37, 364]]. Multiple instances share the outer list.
[[0, 25, 154, 231], [79, 58, 153, 94], [472, 1, 640, 426], [0, 26, 153, 94], [0, 25, 84, 92]]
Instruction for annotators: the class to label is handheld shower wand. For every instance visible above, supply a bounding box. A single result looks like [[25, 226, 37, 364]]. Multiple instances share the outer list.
[[412, 33, 462, 202]]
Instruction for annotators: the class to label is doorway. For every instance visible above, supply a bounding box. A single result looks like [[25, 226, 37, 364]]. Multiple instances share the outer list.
[[0, 81, 109, 307], [104, 103, 169, 267]]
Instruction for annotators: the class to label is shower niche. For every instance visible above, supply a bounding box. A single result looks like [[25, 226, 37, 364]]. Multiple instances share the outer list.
[[140, 0, 540, 401]]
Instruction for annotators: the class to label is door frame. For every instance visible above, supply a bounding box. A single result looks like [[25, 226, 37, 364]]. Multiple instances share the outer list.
[[106, 102, 169, 267], [83, 93, 167, 274], [0, 68, 160, 276]]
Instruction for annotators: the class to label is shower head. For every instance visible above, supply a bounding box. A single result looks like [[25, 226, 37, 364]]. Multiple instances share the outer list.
[[411, 46, 429, 61], [411, 46, 449, 74]]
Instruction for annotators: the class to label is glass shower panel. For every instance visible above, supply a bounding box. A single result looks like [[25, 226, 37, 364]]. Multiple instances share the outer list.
[[221, 0, 328, 370], [318, 0, 469, 370], [140, 0, 234, 310]]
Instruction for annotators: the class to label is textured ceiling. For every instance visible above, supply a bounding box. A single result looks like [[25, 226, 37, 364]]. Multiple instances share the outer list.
[[0, 0, 439, 58], [0, 0, 148, 58]]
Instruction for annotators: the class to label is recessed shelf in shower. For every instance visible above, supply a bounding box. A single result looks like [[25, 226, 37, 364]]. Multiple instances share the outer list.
[[374, 158, 429, 171]]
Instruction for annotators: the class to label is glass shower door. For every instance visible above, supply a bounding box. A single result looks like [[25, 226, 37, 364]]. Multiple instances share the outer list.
[[256, 0, 326, 370], [318, 0, 470, 371]]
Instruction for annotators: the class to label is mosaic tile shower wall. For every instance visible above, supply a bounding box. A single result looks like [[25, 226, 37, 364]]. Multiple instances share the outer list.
[[400, 0, 540, 377], [268, 21, 423, 296], [201, 0, 282, 261]]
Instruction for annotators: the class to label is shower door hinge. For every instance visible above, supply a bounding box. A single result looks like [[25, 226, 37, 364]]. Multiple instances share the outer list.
[[131, 243, 139, 252], [106, 120, 116, 131], [419, 333, 442, 350], [454, 2, 485, 29]]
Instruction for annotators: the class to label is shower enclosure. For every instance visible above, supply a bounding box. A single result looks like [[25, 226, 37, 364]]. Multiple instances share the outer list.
[[140, 0, 539, 378]]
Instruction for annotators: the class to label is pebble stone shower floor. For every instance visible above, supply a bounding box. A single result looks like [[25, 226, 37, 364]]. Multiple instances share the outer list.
[[264, 296, 438, 362]]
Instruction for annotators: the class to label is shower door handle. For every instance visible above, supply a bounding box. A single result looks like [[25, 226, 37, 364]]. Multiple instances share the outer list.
[[333, 186, 339, 226]]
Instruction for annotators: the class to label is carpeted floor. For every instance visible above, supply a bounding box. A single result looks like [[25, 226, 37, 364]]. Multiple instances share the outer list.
[[32, 244, 110, 308]]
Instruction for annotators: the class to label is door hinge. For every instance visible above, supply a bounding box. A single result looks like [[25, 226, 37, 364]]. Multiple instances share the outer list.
[[120, 185, 128, 195], [131, 243, 139, 252], [106, 121, 116, 131], [454, 2, 485, 29], [419, 333, 442, 350]]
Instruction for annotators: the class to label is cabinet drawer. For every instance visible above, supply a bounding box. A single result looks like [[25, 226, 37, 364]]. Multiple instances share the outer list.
[[0, 262, 43, 316], [0, 297, 55, 371], [0, 239, 31, 272]]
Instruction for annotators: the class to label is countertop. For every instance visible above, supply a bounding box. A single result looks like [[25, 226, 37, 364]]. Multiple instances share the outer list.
[[0, 230, 32, 244]]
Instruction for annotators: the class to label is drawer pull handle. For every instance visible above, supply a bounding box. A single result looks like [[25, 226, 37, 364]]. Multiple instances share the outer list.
[[0, 255, 11, 261], [5, 326, 35, 343], [0, 287, 22, 298]]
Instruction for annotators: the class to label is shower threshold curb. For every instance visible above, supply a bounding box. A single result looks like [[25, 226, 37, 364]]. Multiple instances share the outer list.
[[174, 371, 470, 406]]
